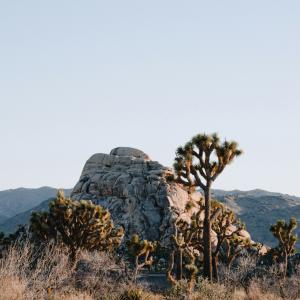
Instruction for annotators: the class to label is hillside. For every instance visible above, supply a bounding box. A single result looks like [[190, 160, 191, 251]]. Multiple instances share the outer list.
[[213, 189, 300, 247], [0, 187, 72, 233], [0, 198, 52, 233], [0, 187, 67, 218]]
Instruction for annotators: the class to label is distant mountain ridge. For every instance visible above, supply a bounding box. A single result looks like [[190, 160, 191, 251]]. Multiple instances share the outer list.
[[0, 187, 64, 218], [212, 189, 300, 247], [0, 187, 72, 233], [0, 198, 53, 233], [0, 187, 299, 248]]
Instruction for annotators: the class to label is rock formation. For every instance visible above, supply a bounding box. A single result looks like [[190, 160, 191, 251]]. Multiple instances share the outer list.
[[71, 147, 256, 250], [71, 147, 198, 245]]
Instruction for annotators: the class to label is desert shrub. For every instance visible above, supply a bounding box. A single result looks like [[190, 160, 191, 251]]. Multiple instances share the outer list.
[[118, 287, 145, 300], [0, 241, 73, 299], [0, 276, 26, 300], [193, 278, 232, 300], [0, 241, 138, 300], [0, 225, 28, 257], [164, 280, 191, 300], [218, 252, 260, 288], [232, 283, 282, 300], [217, 251, 300, 300], [74, 249, 132, 299]]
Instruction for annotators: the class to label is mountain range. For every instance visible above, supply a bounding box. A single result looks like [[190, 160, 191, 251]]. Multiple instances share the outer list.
[[0, 187, 72, 233], [212, 189, 300, 247], [0, 187, 299, 248]]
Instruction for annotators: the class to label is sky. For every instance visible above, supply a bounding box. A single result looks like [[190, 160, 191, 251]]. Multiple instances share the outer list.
[[0, 1, 300, 195]]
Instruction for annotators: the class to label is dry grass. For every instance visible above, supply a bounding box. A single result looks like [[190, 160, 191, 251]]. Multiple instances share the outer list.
[[0, 243, 299, 300], [0, 276, 26, 300], [0, 242, 130, 299]]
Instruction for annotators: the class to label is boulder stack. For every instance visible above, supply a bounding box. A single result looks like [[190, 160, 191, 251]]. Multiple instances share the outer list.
[[71, 147, 198, 245]]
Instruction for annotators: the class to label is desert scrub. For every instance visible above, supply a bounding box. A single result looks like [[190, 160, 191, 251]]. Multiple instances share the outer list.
[[193, 278, 232, 300], [0, 276, 26, 300], [118, 288, 146, 300], [0, 241, 132, 300], [164, 280, 191, 300]]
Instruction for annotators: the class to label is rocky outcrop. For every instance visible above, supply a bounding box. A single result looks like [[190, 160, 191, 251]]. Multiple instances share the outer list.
[[71, 147, 258, 250], [71, 147, 198, 245]]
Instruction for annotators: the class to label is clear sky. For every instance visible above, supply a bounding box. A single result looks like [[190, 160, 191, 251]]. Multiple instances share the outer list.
[[0, 1, 300, 195]]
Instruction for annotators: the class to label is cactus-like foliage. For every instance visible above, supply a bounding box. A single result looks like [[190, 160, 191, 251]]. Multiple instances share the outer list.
[[30, 190, 124, 261], [174, 133, 242, 280], [126, 234, 156, 280], [269, 218, 298, 276], [167, 199, 252, 285], [211, 201, 252, 280], [167, 217, 199, 290]]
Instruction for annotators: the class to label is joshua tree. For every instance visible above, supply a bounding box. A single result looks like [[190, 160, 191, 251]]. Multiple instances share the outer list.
[[30, 190, 124, 261], [167, 219, 198, 291], [168, 199, 251, 285], [126, 234, 156, 281], [211, 201, 252, 281], [269, 217, 298, 276], [171, 219, 194, 281], [174, 133, 242, 280]]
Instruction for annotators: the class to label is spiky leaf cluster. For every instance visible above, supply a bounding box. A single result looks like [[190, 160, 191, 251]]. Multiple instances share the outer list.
[[168, 199, 252, 284], [126, 234, 156, 279], [30, 190, 124, 258], [269, 218, 298, 261], [126, 234, 156, 261], [212, 202, 247, 245], [167, 220, 198, 289], [174, 133, 242, 190]]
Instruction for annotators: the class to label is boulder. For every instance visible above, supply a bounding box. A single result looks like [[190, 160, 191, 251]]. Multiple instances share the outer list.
[[71, 147, 198, 246]]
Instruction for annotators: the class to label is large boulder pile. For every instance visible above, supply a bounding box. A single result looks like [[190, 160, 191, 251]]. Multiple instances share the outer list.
[[71, 147, 198, 245], [71, 147, 259, 251]]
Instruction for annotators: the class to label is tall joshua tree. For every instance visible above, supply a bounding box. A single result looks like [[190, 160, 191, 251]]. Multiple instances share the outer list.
[[174, 133, 242, 280]]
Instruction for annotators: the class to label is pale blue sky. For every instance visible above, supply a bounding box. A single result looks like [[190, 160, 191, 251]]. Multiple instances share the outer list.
[[0, 1, 300, 195]]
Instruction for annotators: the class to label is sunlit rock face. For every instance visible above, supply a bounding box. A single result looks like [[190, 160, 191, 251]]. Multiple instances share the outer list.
[[71, 147, 198, 245]]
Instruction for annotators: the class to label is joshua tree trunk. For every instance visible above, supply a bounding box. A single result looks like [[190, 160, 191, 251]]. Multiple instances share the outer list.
[[203, 187, 212, 281], [212, 254, 219, 282], [176, 249, 183, 280], [283, 250, 288, 277], [134, 255, 140, 281]]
